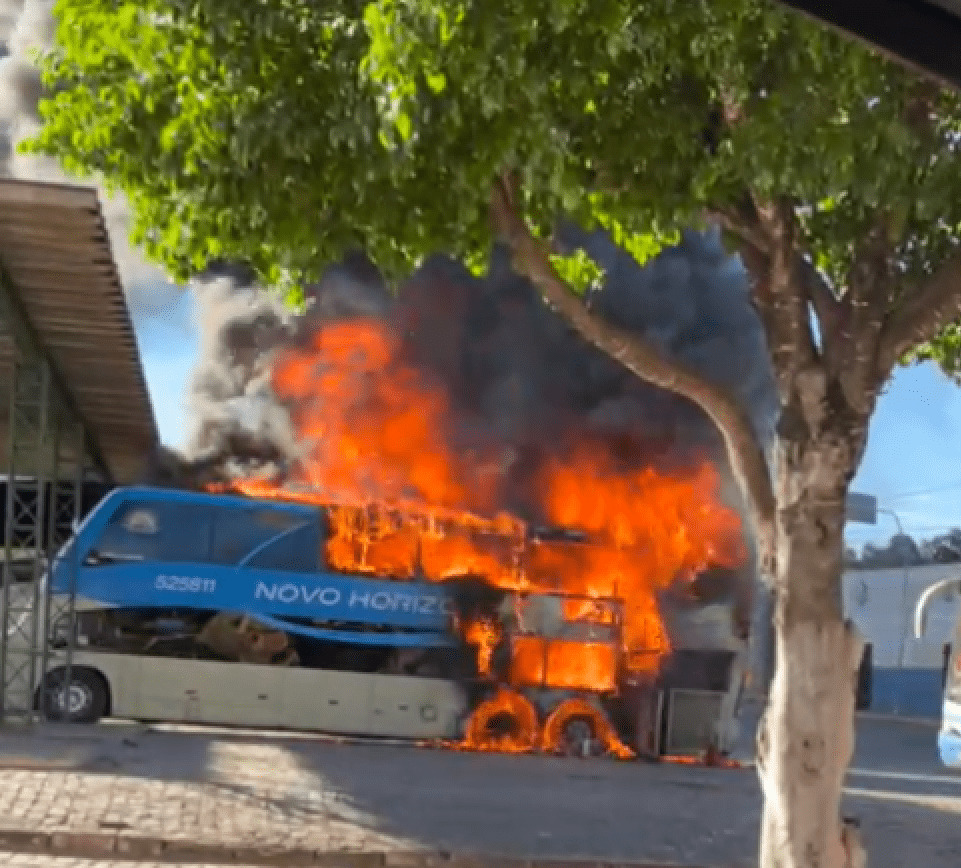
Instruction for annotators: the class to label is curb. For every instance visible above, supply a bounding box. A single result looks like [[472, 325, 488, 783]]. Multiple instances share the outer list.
[[855, 711, 939, 726], [0, 829, 710, 867]]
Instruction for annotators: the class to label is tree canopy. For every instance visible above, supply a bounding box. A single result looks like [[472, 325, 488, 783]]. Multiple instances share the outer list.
[[27, 1, 961, 369]]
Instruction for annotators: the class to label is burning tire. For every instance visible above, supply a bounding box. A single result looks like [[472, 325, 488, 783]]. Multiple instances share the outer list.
[[464, 688, 539, 752], [542, 699, 634, 759]]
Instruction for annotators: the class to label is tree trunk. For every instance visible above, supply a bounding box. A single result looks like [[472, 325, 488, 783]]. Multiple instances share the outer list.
[[756, 443, 867, 868]]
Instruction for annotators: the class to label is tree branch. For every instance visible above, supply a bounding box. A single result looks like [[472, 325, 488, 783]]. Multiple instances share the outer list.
[[491, 175, 777, 555], [705, 205, 770, 254], [751, 198, 818, 392], [798, 257, 843, 344], [714, 96, 816, 396], [877, 249, 961, 376], [830, 220, 895, 412], [796, 255, 850, 380]]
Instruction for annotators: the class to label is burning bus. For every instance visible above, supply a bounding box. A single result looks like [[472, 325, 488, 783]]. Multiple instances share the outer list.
[[28, 481, 748, 759], [23, 238, 765, 758]]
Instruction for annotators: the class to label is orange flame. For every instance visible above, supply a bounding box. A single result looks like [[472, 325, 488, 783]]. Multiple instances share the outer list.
[[541, 698, 634, 759], [462, 688, 540, 753], [222, 318, 747, 708], [508, 638, 620, 692], [465, 618, 501, 677]]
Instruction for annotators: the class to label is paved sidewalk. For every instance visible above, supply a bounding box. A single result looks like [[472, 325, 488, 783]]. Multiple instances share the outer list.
[[0, 857, 697, 868], [0, 856, 288, 868], [0, 740, 413, 855], [0, 722, 754, 866]]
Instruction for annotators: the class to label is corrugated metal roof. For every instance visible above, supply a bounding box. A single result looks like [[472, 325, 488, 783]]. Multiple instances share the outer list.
[[0, 179, 158, 483]]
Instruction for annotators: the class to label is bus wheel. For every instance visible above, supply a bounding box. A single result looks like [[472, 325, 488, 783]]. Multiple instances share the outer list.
[[464, 688, 539, 752], [560, 716, 598, 757], [41, 669, 108, 724], [542, 699, 634, 759]]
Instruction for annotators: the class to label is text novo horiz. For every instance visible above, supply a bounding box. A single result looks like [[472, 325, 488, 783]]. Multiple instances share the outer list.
[[151, 574, 456, 616], [255, 581, 456, 615]]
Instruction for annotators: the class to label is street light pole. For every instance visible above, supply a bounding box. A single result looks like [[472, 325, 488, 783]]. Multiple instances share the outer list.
[[877, 506, 904, 538]]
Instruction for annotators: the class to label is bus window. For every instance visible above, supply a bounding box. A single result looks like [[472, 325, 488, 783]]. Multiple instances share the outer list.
[[211, 507, 318, 571], [158, 503, 216, 562], [245, 520, 320, 573], [89, 500, 214, 565]]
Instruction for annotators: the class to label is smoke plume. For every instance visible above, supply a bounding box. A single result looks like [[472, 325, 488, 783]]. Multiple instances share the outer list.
[[202, 230, 777, 503], [189, 232, 774, 633], [183, 264, 297, 466]]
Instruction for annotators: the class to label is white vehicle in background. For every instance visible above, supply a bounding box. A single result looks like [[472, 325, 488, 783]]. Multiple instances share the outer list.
[[913, 575, 961, 767]]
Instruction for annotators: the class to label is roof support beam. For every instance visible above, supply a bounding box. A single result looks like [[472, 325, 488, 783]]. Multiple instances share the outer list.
[[779, 0, 961, 90], [0, 263, 111, 481]]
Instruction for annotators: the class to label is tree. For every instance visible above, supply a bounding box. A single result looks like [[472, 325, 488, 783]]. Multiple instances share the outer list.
[[25, 1, 961, 865]]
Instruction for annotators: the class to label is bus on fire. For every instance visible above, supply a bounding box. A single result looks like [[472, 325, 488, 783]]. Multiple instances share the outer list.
[[18, 485, 745, 757]]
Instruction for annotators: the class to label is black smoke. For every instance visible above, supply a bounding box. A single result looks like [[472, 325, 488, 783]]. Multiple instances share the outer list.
[[165, 228, 776, 636]]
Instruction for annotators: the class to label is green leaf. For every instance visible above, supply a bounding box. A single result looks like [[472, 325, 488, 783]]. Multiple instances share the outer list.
[[549, 250, 605, 297], [394, 110, 412, 142]]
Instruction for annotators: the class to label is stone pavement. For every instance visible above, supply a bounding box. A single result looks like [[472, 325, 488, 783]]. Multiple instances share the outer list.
[[0, 722, 749, 866], [0, 740, 413, 855], [0, 858, 692, 868], [3, 859, 268, 867]]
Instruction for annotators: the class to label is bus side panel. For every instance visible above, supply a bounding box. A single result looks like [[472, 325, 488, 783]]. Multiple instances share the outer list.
[[280, 668, 467, 739], [281, 667, 375, 733], [368, 674, 467, 739], [135, 658, 284, 727]]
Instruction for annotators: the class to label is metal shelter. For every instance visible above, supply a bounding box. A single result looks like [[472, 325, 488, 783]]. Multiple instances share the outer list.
[[0, 179, 158, 723]]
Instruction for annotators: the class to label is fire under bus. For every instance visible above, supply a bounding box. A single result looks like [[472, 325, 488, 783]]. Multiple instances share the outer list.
[[28, 485, 746, 759]]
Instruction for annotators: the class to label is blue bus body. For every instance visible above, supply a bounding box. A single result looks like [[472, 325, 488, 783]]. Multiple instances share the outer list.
[[34, 486, 748, 756], [50, 486, 460, 649]]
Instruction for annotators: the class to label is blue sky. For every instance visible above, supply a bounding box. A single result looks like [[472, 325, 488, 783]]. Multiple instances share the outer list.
[[133, 287, 195, 450], [132, 288, 961, 549], [846, 362, 961, 548]]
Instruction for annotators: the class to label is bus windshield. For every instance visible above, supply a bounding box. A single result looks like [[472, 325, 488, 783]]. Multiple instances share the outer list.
[[86, 497, 320, 571]]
